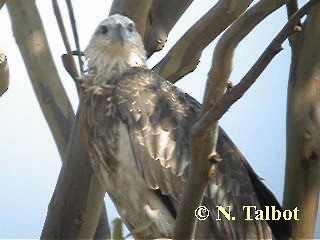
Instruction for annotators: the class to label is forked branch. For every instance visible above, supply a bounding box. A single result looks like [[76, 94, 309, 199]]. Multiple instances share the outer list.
[[174, 0, 318, 239], [153, 0, 254, 83], [144, 0, 194, 57], [194, 0, 319, 135], [202, 0, 290, 112]]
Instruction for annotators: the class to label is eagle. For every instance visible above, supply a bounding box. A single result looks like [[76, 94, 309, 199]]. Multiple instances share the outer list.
[[82, 14, 291, 239]]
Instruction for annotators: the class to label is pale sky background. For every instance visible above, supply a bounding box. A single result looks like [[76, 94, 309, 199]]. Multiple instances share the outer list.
[[0, 0, 319, 238]]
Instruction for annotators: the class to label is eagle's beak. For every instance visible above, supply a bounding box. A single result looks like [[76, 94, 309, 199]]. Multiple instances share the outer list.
[[115, 24, 129, 47]]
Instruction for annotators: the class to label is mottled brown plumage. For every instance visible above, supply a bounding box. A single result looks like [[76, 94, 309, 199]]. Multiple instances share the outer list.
[[83, 14, 291, 239]]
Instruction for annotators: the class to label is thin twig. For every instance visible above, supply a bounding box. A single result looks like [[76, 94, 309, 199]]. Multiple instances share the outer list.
[[52, 0, 80, 94], [193, 0, 319, 136], [65, 0, 84, 74]]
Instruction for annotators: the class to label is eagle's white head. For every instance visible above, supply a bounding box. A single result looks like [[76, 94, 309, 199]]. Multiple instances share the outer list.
[[85, 14, 147, 85]]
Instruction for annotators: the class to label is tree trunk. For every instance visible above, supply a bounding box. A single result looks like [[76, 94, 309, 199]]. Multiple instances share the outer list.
[[7, 1, 111, 238], [284, 4, 320, 238], [7, 0, 74, 159], [41, 102, 109, 239]]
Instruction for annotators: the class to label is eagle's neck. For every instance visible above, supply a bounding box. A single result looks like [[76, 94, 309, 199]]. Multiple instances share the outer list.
[[86, 46, 147, 86]]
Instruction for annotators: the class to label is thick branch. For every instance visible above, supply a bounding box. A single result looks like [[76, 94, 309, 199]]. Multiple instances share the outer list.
[[7, 1, 111, 238], [7, 0, 74, 159], [109, 0, 153, 39], [202, 0, 289, 112], [286, 0, 299, 18], [175, 0, 291, 238], [0, 50, 9, 96], [41, 102, 109, 239], [144, 0, 194, 57], [195, 0, 317, 135], [284, 1, 320, 238], [153, 0, 253, 83]]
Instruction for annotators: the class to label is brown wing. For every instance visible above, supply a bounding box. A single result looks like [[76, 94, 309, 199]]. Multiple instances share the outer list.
[[115, 68, 289, 239]]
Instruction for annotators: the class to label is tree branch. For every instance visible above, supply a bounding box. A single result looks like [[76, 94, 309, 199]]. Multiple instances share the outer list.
[[284, 0, 320, 238], [286, 0, 299, 18], [144, 0, 194, 57], [194, 0, 318, 135], [65, 0, 84, 75], [0, 50, 9, 96], [41, 102, 109, 239], [202, 0, 289, 112], [109, 0, 153, 39], [7, 1, 111, 238], [7, 0, 74, 159], [174, 0, 291, 238], [52, 0, 80, 94], [153, 0, 254, 83]]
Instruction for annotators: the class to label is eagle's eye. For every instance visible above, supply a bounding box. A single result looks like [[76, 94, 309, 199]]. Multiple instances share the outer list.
[[127, 23, 134, 33], [100, 25, 108, 34]]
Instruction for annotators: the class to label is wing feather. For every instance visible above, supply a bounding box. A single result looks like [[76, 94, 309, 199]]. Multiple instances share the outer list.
[[114, 68, 287, 239]]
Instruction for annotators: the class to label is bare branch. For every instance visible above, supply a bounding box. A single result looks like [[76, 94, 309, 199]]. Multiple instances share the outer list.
[[144, 0, 194, 57], [284, 0, 320, 238], [286, 0, 300, 46], [7, 1, 111, 238], [202, 0, 289, 113], [109, 0, 153, 39], [194, 0, 318, 135], [65, 0, 84, 75], [52, 0, 80, 94], [7, 0, 75, 159], [286, 0, 299, 18], [153, 0, 254, 83], [0, 50, 9, 96], [41, 102, 109, 239], [174, 0, 291, 238]]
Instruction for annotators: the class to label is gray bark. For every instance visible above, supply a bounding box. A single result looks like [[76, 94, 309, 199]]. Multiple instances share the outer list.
[[7, 1, 111, 238], [41, 102, 109, 239], [284, 3, 320, 238]]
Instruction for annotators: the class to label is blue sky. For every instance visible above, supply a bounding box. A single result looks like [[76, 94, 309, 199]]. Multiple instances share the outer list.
[[0, 0, 319, 238]]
